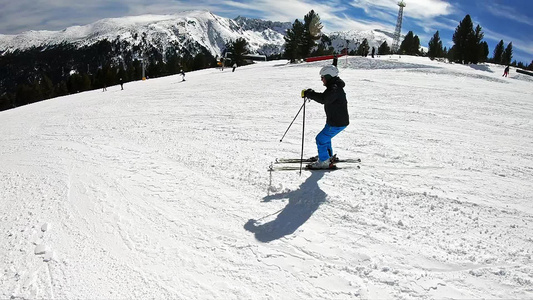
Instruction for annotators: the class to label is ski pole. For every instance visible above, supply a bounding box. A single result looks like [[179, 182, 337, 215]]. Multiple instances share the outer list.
[[299, 97, 307, 175], [279, 100, 306, 142]]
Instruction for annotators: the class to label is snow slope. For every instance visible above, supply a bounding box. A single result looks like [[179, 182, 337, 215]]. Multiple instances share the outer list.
[[1, 57, 532, 299]]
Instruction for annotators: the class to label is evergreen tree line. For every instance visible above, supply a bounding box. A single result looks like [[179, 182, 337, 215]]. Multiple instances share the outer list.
[[282, 10, 419, 61], [425, 14, 490, 64], [283, 11, 532, 70], [427, 14, 532, 69], [0, 39, 225, 111]]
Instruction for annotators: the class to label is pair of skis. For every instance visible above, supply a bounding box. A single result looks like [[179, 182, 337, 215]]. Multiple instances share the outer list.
[[269, 157, 361, 171], [277, 97, 359, 173]]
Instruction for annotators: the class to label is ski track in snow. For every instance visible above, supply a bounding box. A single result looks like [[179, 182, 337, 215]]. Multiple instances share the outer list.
[[1, 56, 532, 299]]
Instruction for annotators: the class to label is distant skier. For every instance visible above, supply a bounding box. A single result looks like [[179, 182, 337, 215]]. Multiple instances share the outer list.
[[102, 84, 107, 92], [180, 69, 186, 81], [332, 54, 338, 67], [371, 47, 376, 58], [120, 78, 124, 90], [301, 65, 349, 169], [503, 65, 510, 77], [232, 63, 237, 72]]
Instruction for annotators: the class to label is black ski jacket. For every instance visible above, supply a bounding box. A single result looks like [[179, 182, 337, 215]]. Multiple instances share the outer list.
[[306, 77, 350, 127]]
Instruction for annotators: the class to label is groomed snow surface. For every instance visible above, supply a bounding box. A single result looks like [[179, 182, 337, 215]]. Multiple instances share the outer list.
[[1, 56, 532, 299]]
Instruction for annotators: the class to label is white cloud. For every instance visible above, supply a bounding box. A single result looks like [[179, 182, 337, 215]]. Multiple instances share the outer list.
[[349, 0, 453, 20], [484, 2, 533, 27], [1, 0, 451, 35]]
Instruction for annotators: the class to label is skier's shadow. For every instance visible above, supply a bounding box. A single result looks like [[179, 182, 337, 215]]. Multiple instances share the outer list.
[[244, 172, 326, 242]]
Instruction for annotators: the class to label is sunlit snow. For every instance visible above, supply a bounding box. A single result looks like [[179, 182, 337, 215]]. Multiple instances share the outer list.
[[1, 56, 532, 299]]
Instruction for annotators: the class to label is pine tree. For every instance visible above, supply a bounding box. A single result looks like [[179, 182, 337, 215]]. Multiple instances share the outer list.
[[40, 75, 55, 99], [378, 41, 390, 55], [229, 38, 249, 66], [192, 53, 207, 70], [492, 40, 505, 64], [466, 24, 484, 64], [30, 81, 43, 103], [67, 73, 82, 93], [16, 84, 34, 106], [55, 81, 69, 97], [480, 41, 489, 63], [284, 19, 305, 62], [451, 15, 485, 64], [166, 53, 180, 74], [447, 46, 456, 62], [399, 31, 413, 54], [502, 42, 513, 66], [357, 39, 370, 56], [302, 10, 323, 57], [0, 94, 13, 111], [81, 74, 91, 91], [399, 31, 420, 55], [413, 35, 421, 55], [452, 15, 475, 64], [428, 31, 443, 59], [283, 10, 322, 62]]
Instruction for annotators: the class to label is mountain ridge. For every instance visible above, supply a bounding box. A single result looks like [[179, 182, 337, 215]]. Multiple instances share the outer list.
[[0, 10, 395, 58], [0, 10, 292, 57]]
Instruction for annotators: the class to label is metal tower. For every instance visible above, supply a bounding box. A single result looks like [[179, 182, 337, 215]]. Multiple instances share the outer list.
[[392, 1, 406, 53]]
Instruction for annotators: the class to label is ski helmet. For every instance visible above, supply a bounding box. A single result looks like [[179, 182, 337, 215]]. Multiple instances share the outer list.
[[319, 65, 339, 78]]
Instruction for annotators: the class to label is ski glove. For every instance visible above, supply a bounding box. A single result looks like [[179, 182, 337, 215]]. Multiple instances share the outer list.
[[301, 89, 314, 98]]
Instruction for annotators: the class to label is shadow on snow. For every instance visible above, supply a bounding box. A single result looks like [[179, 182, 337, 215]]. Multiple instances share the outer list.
[[244, 172, 326, 243]]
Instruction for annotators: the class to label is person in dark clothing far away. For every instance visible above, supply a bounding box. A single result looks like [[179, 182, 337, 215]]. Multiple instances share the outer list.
[[371, 47, 376, 58], [503, 65, 510, 77], [120, 78, 124, 90], [332, 54, 338, 67], [301, 65, 350, 169]]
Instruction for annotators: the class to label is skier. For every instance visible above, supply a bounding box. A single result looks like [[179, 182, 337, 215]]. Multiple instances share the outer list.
[[301, 65, 349, 169], [232, 63, 237, 72], [332, 54, 338, 67], [120, 78, 124, 90], [180, 69, 186, 81], [503, 65, 510, 77], [371, 47, 376, 58]]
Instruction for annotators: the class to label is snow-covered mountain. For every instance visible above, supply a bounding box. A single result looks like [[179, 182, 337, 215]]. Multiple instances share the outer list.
[[328, 29, 394, 51], [0, 10, 291, 57], [0, 10, 397, 58]]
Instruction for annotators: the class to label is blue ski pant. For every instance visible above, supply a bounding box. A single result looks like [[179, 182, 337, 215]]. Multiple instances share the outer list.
[[316, 124, 347, 161]]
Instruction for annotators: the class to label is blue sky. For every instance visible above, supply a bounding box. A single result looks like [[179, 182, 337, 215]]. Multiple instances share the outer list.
[[0, 0, 531, 64]]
